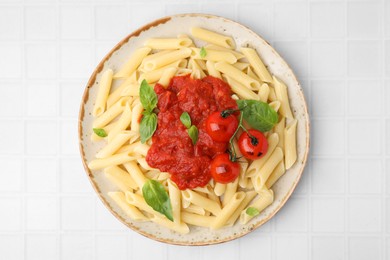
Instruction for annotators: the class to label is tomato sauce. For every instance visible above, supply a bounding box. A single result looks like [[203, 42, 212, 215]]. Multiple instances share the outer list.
[[145, 75, 237, 190]]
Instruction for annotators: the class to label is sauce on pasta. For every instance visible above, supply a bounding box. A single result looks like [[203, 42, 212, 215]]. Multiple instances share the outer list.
[[146, 75, 237, 190]]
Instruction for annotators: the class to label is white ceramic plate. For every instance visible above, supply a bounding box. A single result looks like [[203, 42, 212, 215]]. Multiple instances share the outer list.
[[78, 14, 310, 245]]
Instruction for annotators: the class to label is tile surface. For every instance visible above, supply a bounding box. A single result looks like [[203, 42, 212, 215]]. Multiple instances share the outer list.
[[0, 0, 388, 259]]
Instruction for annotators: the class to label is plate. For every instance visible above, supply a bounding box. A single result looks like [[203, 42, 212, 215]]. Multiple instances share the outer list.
[[78, 13, 310, 245]]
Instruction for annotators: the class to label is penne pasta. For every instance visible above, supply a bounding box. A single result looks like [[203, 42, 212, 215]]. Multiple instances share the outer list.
[[182, 190, 221, 216], [273, 76, 294, 119], [143, 48, 191, 72], [240, 188, 274, 224], [258, 83, 270, 103], [284, 119, 298, 169], [96, 131, 136, 158], [123, 161, 147, 188], [108, 192, 146, 221], [145, 38, 192, 49], [211, 192, 246, 229], [93, 97, 130, 128], [241, 47, 273, 83], [104, 165, 138, 191], [114, 47, 151, 78], [181, 212, 216, 228], [215, 61, 260, 90], [107, 102, 132, 142], [93, 69, 113, 117], [191, 27, 235, 49], [190, 47, 237, 64], [88, 152, 137, 170], [265, 160, 286, 189]]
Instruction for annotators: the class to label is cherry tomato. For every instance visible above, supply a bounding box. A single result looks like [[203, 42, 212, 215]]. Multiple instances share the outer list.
[[210, 153, 240, 184], [205, 111, 238, 142], [238, 129, 268, 160]]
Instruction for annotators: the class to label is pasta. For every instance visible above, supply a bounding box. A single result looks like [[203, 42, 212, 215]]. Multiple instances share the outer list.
[[88, 27, 298, 232]]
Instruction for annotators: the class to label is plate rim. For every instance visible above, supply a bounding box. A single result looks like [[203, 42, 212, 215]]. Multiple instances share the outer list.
[[78, 13, 311, 246]]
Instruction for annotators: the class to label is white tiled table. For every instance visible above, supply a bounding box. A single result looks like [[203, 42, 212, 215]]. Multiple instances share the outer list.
[[0, 0, 389, 259]]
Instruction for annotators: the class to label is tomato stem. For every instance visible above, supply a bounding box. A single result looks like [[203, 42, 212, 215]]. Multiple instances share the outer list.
[[220, 109, 240, 118], [228, 112, 244, 162]]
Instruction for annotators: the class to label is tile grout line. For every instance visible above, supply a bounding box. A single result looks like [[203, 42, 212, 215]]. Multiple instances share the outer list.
[[344, 0, 349, 258], [381, 0, 386, 258]]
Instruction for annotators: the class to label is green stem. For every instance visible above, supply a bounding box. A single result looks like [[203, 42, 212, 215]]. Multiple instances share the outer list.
[[229, 112, 244, 162]]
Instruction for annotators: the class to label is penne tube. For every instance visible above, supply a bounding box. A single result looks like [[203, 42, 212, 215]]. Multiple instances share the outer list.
[[138, 59, 187, 84], [108, 192, 146, 221], [265, 160, 286, 189], [205, 60, 221, 79], [107, 103, 132, 142], [216, 61, 260, 90], [205, 44, 245, 59], [181, 191, 191, 209], [130, 103, 143, 133], [158, 67, 177, 87], [91, 121, 116, 142], [123, 161, 147, 188], [114, 47, 151, 78], [214, 182, 226, 196], [190, 47, 237, 64], [211, 192, 246, 229], [107, 72, 137, 108], [191, 27, 235, 49], [143, 48, 191, 72], [241, 47, 273, 83], [268, 87, 277, 102], [252, 147, 284, 191], [93, 69, 113, 117], [274, 117, 285, 150], [150, 215, 189, 234], [183, 204, 207, 216], [167, 179, 181, 225], [133, 142, 150, 157], [223, 178, 239, 207], [284, 119, 297, 169], [120, 82, 140, 97], [240, 188, 274, 224], [273, 76, 294, 119], [92, 97, 130, 128], [182, 190, 221, 216], [223, 75, 259, 100], [233, 62, 250, 71], [88, 152, 137, 170], [104, 165, 138, 191], [181, 212, 216, 228], [258, 83, 270, 103], [137, 158, 155, 171], [225, 191, 257, 226], [269, 101, 281, 112], [176, 68, 192, 76], [96, 131, 136, 158], [188, 58, 206, 79], [145, 38, 192, 49]]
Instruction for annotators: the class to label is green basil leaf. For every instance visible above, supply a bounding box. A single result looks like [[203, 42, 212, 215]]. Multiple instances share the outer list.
[[188, 125, 198, 145], [246, 207, 260, 217], [180, 112, 191, 129], [139, 79, 157, 113], [142, 179, 173, 221], [200, 47, 207, 58], [140, 113, 157, 143], [237, 100, 278, 132], [93, 128, 107, 137]]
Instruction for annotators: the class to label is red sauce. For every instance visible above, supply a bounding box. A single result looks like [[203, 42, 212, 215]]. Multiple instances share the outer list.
[[145, 75, 237, 190]]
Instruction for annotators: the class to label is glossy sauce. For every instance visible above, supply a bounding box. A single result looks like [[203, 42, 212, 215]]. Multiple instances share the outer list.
[[145, 75, 237, 190]]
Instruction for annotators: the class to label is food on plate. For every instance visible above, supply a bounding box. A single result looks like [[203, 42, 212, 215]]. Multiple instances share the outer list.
[[87, 27, 298, 233]]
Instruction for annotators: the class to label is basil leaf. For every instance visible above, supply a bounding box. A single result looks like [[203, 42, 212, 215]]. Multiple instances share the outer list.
[[246, 207, 260, 217], [93, 128, 107, 137], [180, 112, 191, 129], [237, 100, 278, 132], [142, 179, 173, 221], [200, 47, 207, 58], [139, 79, 157, 113], [188, 125, 198, 145], [140, 113, 157, 143]]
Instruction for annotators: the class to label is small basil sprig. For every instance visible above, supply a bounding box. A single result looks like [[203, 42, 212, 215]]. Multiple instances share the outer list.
[[93, 128, 107, 137], [236, 100, 278, 132], [200, 47, 207, 58], [139, 80, 158, 143], [180, 112, 198, 145], [246, 207, 260, 217], [142, 179, 173, 221]]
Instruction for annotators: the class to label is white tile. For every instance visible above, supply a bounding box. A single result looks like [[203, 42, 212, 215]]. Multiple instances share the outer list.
[[348, 41, 381, 77], [388, 121, 390, 155], [61, 234, 94, 260], [348, 119, 381, 155], [386, 41, 390, 77], [311, 41, 345, 77], [61, 197, 94, 230], [311, 158, 345, 194], [274, 3, 308, 39], [60, 158, 93, 193], [311, 80, 345, 117], [26, 82, 58, 117], [386, 2, 390, 37], [0, 120, 23, 154], [273, 41, 308, 80], [129, 3, 165, 30], [96, 234, 127, 260], [312, 236, 344, 260], [237, 3, 272, 41], [386, 198, 390, 233], [60, 120, 79, 155], [312, 119, 344, 156], [387, 81, 390, 116], [95, 42, 117, 64], [239, 234, 271, 260], [348, 80, 382, 116], [310, 2, 345, 38], [348, 2, 381, 38], [0, 198, 22, 231], [167, 243, 203, 259], [60, 43, 94, 78], [0, 43, 22, 78], [275, 198, 307, 232], [166, 4, 201, 15], [60, 81, 86, 117], [348, 198, 381, 232], [0, 158, 22, 192], [349, 237, 382, 260], [294, 168, 309, 195], [275, 235, 308, 260], [312, 197, 344, 232], [386, 238, 390, 260], [0, 235, 23, 260], [25, 6, 57, 40], [26, 120, 58, 155], [26, 197, 58, 230], [95, 5, 131, 40], [26, 234, 59, 260], [96, 199, 126, 231], [349, 159, 382, 194], [202, 4, 236, 22], [26, 44, 57, 79], [60, 6, 93, 40], [26, 158, 57, 193], [387, 159, 390, 194], [0, 83, 23, 117], [0, 7, 22, 40], [131, 234, 167, 260], [202, 239, 239, 260]]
